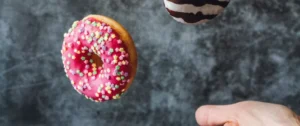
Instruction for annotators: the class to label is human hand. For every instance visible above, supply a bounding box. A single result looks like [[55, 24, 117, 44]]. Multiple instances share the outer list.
[[195, 101, 300, 126]]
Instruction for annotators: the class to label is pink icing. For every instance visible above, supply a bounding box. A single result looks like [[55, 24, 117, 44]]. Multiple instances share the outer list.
[[61, 17, 131, 102]]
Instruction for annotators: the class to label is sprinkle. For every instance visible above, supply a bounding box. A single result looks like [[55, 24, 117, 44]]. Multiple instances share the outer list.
[[84, 70, 88, 74], [121, 76, 125, 80], [112, 60, 118, 64], [101, 45, 106, 50], [116, 77, 121, 81], [112, 72, 117, 76], [79, 81, 83, 85], [97, 23, 101, 27], [104, 33, 109, 40], [124, 72, 128, 77], [84, 60, 89, 64], [90, 59, 94, 63], [92, 22, 97, 26], [79, 28, 84, 33], [95, 93, 99, 97], [85, 20, 91, 24], [77, 86, 83, 91], [115, 65, 120, 70], [91, 76, 96, 80], [98, 38, 103, 43], [83, 85, 87, 89], [76, 70, 80, 73], [113, 55, 118, 60], [88, 72, 92, 76], [81, 56, 86, 60], [105, 86, 111, 90], [92, 63, 96, 68], [106, 75, 111, 80], [68, 43, 72, 48], [93, 71, 97, 75], [83, 46, 88, 50], [98, 86, 102, 93], [72, 55, 76, 59], [93, 43, 98, 47], [117, 40, 122, 44], [92, 68, 97, 71], [107, 28, 112, 33], [70, 70, 75, 75], [113, 94, 120, 99], [111, 34, 116, 38], [79, 73, 84, 77], [109, 48, 114, 53], [87, 53, 92, 56], [106, 59, 110, 63], [81, 35, 85, 39], [90, 33, 95, 37], [95, 31, 100, 38], [71, 80, 75, 85], [88, 38, 92, 43]]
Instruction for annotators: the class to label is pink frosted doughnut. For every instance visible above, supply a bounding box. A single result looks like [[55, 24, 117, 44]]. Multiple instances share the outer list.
[[61, 15, 137, 102]]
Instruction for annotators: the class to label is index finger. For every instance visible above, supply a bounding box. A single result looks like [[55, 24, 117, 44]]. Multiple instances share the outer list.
[[195, 105, 235, 126]]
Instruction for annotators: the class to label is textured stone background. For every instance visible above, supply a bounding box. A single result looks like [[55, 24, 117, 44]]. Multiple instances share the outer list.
[[0, 0, 300, 126]]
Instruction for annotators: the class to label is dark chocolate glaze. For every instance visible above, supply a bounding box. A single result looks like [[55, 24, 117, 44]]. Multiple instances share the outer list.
[[166, 8, 217, 23], [167, 0, 229, 7]]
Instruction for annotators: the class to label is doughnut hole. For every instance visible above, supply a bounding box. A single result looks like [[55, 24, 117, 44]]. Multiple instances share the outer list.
[[90, 52, 103, 68]]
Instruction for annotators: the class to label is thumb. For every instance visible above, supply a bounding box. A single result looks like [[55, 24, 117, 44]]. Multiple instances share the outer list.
[[195, 105, 236, 126], [224, 122, 239, 126]]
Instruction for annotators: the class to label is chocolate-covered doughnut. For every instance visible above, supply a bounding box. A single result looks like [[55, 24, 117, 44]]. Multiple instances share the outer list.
[[164, 0, 230, 24]]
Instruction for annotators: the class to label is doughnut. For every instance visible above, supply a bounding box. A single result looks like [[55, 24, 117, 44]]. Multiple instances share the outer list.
[[61, 15, 137, 102], [164, 0, 230, 24]]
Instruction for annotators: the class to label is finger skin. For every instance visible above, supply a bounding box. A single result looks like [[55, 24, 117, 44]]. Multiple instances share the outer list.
[[195, 105, 234, 126], [224, 122, 238, 126]]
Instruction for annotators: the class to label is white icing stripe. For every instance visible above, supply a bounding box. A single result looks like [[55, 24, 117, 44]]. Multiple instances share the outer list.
[[164, 0, 225, 15], [172, 17, 209, 24]]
